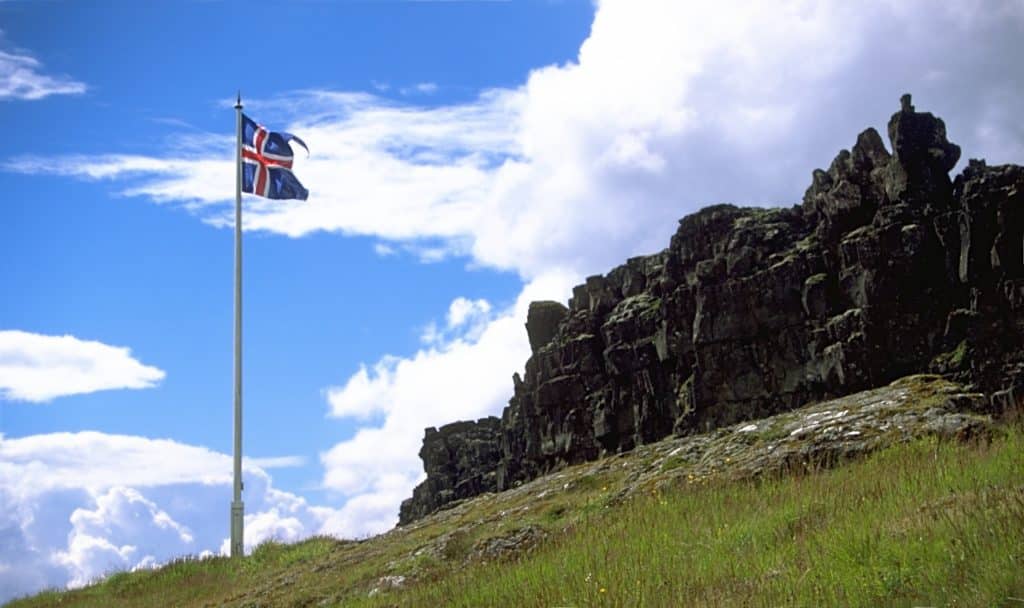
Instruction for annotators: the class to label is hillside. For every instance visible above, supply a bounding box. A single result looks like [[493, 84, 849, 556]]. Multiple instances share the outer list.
[[7, 375, 1023, 607]]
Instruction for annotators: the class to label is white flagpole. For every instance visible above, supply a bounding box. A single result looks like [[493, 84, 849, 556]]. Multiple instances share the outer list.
[[231, 92, 245, 558]]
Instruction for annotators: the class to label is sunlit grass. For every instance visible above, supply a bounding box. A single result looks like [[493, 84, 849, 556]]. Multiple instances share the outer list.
[[353, 426, 1024, 607], [7, 426, 1023, 608]]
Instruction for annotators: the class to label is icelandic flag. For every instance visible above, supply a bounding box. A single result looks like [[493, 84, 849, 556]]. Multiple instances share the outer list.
[[241, 114, 309, 200]]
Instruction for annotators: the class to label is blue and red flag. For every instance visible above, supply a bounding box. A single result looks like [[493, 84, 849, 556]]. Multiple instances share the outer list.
[[241, 114, 309, 200]]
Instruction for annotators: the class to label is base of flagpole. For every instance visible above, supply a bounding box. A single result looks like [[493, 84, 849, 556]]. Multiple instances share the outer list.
[[230, 501, 244, 557]]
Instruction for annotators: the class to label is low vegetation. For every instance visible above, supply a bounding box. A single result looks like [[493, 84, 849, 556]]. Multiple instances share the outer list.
[[370, 427, 1023, 607], [8, 382, 1023, 607]]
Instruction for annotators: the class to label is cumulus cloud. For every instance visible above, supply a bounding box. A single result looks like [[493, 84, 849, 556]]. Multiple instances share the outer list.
[[420, 297, 493, 346], [6, 1, 1022, 282], [53, 486, 195, 588], [0, 431, 337, 602], [318, 271, 575, 536], [0, 331, 166, 403], [0, 43, 86, 101], [446, 297, 491, 330]]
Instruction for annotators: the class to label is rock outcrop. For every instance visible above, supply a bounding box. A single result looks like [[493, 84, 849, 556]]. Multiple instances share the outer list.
[[398, 417, 501, 525], [525, 301, 569, 353], [400, 96, 1024, 523]]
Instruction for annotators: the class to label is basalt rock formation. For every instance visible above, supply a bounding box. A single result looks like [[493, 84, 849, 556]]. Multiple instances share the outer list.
[[399, 96, 1024, 524], [399, 417, 502, 524]]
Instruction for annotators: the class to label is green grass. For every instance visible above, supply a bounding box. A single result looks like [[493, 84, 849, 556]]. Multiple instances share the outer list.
[[351, 427, 1024, 608], [8, 426, 1023, 608]]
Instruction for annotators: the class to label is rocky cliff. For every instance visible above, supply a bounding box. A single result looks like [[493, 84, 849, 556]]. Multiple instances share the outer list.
[[399, 96, 1024, 525], [399, 417, 501, 524]]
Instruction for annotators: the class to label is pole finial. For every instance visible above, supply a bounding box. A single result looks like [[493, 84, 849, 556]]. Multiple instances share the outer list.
[[235, 91, 243, 110]]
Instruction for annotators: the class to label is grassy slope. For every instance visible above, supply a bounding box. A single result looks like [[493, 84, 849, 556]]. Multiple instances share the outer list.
[[7, 395, 1023, 607], [379, 429, 1024, 608]]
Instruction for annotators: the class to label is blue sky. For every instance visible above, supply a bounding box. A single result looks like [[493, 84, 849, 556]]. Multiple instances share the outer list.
[[2, 0, 1022, 601], [2, 0, 590, 494]]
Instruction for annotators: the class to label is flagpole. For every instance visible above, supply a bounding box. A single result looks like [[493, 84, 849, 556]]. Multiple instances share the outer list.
[[231, 91, 245, 558]]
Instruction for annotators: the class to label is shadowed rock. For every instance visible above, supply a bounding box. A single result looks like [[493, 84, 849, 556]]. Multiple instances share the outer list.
[[525, 301, 569, 353], [398, 417, 501, 525]]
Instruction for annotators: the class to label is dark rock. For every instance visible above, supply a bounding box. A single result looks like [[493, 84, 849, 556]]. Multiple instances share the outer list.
[[401, 96, 1024, 523], [884, 92, 961, 208], [398, 417, 501, 525], [525, 301, 569, 353]]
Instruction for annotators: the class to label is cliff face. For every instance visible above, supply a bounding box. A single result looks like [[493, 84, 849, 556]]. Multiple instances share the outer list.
[[400, 97, 1024, 524]]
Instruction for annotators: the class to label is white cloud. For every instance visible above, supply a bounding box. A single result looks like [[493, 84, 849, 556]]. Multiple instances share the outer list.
[[0, 331, 166, 403], [0, 431, 225, 501], [318, 271, 575, 535], [7, 1, 1021, 284], [53, 486, 194, 588], [0, 45, 86, 100], [373, 242, 397, 257], [0, 431, 339, 602], [446, 297, 491, 330], [400, 82, 439, 96], [419, 297, 494, 347], [5, 88, 522, 246]]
